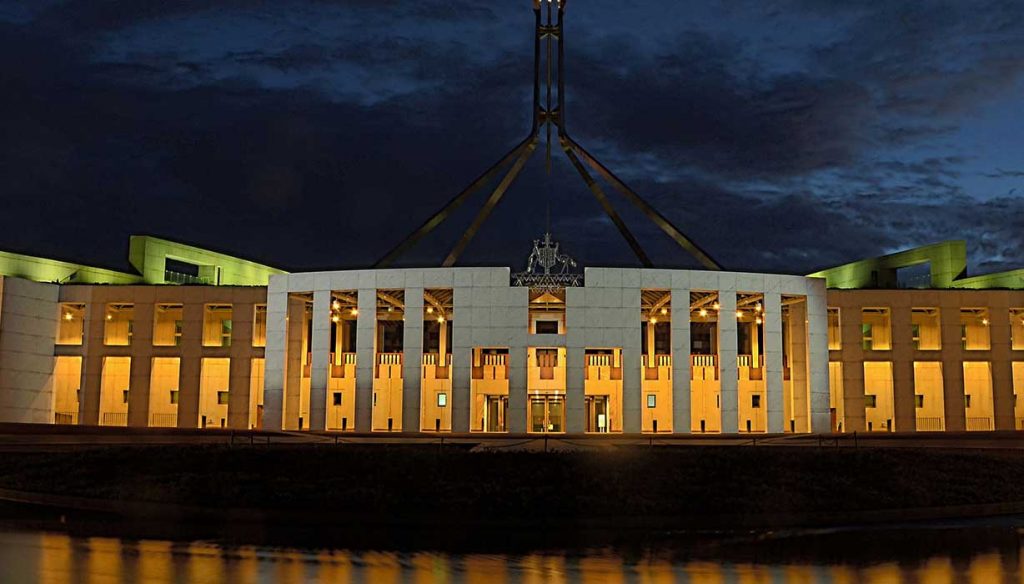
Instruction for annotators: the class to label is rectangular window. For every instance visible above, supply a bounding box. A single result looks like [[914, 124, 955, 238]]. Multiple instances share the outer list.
[[529, 288, 566, 335], [861, 308, 891, 351], [437, 392, 448, 407], [865, 394, 877, 408], [170, 390, 179, 404], [104, 304, 135, 346], [915, 394, 924, 408], [56, 303, 86, 345], [332, 392, 342, 406], [647, 394, 657, 408], [217, 390, 229, 405], [827, 308, 841, 350], [911, 308, 941, 350], [965, 394, 972, 408], [203, 305, 233, 347], [1012, 309, 1024, 351], [751, 394, 762, 409], [253, 305, 267, 347], [961, 308, 991, 351], [122, 389, 129, 404], [153, 304, 184, 347], [535, 320, 559, 335]]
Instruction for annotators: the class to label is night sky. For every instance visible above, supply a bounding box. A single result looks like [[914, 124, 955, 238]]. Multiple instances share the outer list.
[[1, 1, 1022, 275]]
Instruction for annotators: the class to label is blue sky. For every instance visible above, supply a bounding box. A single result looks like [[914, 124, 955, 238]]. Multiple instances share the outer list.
[[0, 0, 1022, 274]]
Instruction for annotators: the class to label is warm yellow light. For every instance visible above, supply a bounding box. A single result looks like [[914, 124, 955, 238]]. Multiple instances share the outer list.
[[350, 308, 359, 316], [426, 307, 434, 314], [331, 315, 340, 323], [736, 310, 743, 319], [982, 318, 989, 325], [63, 313, 73, 321], [649, 317, 658, 324], [756, 317, 763, 325], [437, 316, 445, 323], [712, 302, 720, 310], [332, 300, 341, 310], [660, 307, 668, 315], [105, 314, 113, 321], [755, 303, 762, 312], [699, 308, 708, 317], [387, 306, 393, 312]]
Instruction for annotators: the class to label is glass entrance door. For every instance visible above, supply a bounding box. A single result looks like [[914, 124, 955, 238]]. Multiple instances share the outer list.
[[529, 395, 565, 433], [485, 396, 508, 432], [585, 395, 609, 433]]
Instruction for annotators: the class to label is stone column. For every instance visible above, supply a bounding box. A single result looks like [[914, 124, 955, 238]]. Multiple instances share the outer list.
[[79, 299, 105, 425], [839, 302, 866, 432], [763, 292, 784, 433], [308, 290, 331, 431], [940, 300, 966, 431], [806, 287, 831, 433], [507, 345, 526, 434], [449, 286, 471, 433], [670, 287, 691, 434], [990, 295, 1014, 430], [622, 288, 642, 433], [176, 301, 203, 429], [718, 291, 739, 433], [355, 288, 376, 431], [565, 347, 585, 433], [126, 299, 154, 427], [262, 280, 288, 431], [564, 288, 585, 433], [788, 300, 810, 432], [890, 299, 916, 431], [283, 296, 305, 430], [403, 287, 424, 432], [227, 300, 255, 429]]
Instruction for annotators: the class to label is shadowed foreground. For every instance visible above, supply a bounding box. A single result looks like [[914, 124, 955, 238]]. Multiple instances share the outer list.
[[2, 445, 1024, 530]]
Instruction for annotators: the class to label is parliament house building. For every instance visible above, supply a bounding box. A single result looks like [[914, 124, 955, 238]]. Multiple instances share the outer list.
[[1, 235, 1022, 436]]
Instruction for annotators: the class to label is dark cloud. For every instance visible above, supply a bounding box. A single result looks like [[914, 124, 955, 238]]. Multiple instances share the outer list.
[[0, 0, 1021, 277]]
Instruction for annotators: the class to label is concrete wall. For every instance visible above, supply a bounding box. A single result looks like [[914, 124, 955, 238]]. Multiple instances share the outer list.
[[0, 276, 59, 423]]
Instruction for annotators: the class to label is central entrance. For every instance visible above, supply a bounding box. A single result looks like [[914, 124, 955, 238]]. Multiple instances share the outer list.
[[532, 391, 565, 432], [530, 394, 565, 433]]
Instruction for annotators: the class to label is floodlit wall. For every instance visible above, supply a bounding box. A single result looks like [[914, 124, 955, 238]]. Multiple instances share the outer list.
[[199, 358, 230, 428], [1014, 362, 1024, 429], [863, 361, 895, 431], [913, 361, 945, 431], [265, 267, 829, 434], [52, 356, 81, 424], [148, 357, 180, 427], [99, 356, 131, 426], [963, 361, 994, 431], [58, 284, 265, 429], [0, 277, 59, 424], [829, 362, 844, 431], [828, 288, 1024, 432]]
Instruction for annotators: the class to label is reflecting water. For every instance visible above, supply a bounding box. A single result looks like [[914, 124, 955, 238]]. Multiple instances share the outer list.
[[1, 524, 1023, 583]]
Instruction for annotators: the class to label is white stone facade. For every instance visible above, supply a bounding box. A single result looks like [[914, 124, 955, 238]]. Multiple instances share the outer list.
[[264, 267, 829, 434], [0, 276, 60, 424]]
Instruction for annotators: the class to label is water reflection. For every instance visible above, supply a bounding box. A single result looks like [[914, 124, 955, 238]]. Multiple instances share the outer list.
[[1, 528, 1023, 583]]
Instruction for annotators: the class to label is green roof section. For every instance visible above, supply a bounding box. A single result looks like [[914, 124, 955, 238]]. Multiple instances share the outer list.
[[128, 236, 285, 286], [0, 251, 141, 285], [809, 240, 1024, 290], [0, 236, 285, 286]]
